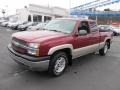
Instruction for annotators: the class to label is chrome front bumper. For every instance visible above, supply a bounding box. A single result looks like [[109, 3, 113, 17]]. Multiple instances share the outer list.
[[8, 44, 50, 71]]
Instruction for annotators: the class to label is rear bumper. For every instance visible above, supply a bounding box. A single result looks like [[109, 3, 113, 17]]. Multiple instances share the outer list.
[[8, 44, 50, 71]]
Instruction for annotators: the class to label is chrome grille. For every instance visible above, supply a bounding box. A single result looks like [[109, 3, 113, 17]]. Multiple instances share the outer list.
[[12, 37, 27, 54], [12, 37, 27, 46]]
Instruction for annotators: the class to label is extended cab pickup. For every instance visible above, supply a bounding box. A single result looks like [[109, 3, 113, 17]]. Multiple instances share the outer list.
[[8, 18, 113, 76]]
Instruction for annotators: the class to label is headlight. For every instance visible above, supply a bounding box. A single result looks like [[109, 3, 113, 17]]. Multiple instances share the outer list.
[[28, 43, 39, 49], [27, 43, 39, 56]]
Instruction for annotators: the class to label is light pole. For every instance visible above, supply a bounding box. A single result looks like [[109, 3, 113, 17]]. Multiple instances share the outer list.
[[47, 0, 50, 8], [2, 9, 6, 18], [69, 0, 71, 16], [1, 5, 8, 18]]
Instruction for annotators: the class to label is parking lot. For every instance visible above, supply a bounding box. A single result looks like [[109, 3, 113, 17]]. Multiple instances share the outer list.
[[0, 26, 120, 90]]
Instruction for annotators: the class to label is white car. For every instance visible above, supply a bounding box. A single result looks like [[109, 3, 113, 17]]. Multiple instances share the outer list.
[[1, 21, 9, 27], [0, 19, 6, 24], [7, 22, 18, 28], [112, 26, 120, 35], [99, 25, 120, 36], [27, 23, 47, 31]]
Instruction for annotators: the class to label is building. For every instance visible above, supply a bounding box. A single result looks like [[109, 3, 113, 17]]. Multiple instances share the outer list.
[[16, 4, 69, 22]]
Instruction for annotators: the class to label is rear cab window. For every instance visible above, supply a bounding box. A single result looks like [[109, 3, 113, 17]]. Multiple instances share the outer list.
[[89, 21, 98, 32]]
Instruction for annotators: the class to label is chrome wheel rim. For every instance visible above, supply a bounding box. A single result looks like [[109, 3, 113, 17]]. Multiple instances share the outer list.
[[54, 57, 66, 73], [104, 44, 108, 54]]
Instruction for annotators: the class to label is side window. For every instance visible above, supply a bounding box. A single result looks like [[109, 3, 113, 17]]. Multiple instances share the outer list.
[[90, 21, 98, 32], [79, 21, 90, 33]]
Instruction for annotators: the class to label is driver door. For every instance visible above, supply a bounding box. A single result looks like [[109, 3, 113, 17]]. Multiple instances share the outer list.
[[73, 21, 91, 58]]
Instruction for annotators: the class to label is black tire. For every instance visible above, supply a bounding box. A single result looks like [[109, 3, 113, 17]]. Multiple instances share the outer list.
[[99, 42, 109, 56], [48, 52, 68, 76]]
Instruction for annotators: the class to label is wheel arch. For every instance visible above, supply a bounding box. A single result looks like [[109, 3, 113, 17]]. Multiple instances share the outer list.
[[48, 44, 73, 65]]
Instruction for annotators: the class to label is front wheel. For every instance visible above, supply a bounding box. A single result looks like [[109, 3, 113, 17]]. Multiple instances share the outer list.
[[99, 42, 109, 56], [48, 52, 68, 76]]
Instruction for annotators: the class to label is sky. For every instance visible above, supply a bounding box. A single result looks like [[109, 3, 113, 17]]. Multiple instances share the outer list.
[[0, 0, 119, 17]]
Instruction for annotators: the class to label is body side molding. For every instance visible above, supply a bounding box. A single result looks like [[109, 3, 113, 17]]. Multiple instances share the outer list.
[[48, 44, 73, 55]]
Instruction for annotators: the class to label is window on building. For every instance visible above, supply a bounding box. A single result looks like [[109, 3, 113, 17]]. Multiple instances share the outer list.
[[44, 16, 51, 22], [28, 15, 31, 21], [90, 21, 98, 32], [33, 15, 37, 22], [38, 15, 42, 22], [33, 15, 42, 22]]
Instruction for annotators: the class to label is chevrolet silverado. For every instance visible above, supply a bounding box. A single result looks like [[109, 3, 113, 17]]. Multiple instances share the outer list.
[[8, 18, 113, 76]]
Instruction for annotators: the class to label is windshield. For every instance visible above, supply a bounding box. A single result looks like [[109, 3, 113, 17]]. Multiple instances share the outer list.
[[43, 19, 76, 33]]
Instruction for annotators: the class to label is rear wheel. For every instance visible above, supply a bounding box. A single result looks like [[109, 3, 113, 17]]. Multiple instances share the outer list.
[[99, 42, 109, 56], [48, 52, 68, 76]]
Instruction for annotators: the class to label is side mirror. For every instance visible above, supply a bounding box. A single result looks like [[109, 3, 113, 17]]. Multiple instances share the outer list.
[[78, 30, 87, 35]]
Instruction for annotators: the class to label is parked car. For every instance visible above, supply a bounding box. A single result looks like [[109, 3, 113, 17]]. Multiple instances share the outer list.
[[98, 25, 114, 36], [8, 18, 113, 76], [18, 22, 37, 31], [111, 26, 120, 36], [0, 19, 7, 25], [11, 21, 28, 30], [27, 23, 47, 31], [98, 25, 120, 36], [1, 21, 9, 27], [98, 25, 112, 32], [7, 21, 18, 28]]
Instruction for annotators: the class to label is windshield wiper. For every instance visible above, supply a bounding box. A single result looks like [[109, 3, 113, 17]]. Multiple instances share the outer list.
[[42, 28, 49, 30], [49, 29, 61, 32], [42, 28, 59, 32], [50, 29, 66, 33], [43, 28, 68, 34]]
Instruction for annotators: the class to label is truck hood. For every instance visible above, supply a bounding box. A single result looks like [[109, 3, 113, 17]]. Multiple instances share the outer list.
[[12, 30, 67, 43]]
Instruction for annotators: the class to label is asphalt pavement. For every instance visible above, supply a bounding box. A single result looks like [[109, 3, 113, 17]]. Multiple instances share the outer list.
[[0, 26, 120, 90]]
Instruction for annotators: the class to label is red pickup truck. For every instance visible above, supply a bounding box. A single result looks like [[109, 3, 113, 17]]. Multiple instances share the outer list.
[[8, 18, 112, 76]]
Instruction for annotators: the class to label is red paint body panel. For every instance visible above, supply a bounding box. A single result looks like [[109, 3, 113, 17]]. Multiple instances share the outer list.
[[39, 35, 74, 56], [89, 31, 101, 45], [12, 30, 66, 43]]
